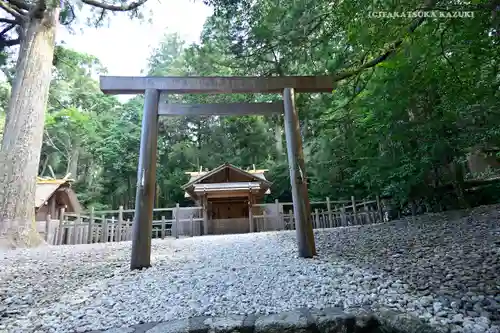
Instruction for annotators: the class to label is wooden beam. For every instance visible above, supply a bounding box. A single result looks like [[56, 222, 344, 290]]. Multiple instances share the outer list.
[[282, 88, 314, 258], [100, 76, 336, 95], [130, 89, 160, 271], [292, 92, 317, 256], [207, 191, 256, 199], [158, 102, 283, 116]]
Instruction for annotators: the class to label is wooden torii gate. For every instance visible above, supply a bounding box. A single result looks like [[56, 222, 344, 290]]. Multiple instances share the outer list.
[[99, 76, 336, 270]]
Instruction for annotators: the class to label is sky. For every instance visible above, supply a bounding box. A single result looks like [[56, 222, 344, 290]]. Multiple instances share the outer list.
[[57, 0, 213, 77]]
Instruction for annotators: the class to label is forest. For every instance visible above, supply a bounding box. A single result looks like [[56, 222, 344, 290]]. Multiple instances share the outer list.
[[1, 0, 499, 216]]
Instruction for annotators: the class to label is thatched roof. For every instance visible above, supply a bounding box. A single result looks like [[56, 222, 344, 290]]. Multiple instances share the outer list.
[[35, 178, 81, 213]]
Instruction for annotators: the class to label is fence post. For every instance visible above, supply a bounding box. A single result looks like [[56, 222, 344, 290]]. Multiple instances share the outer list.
[[117, 206, 123, 242], [102, 215, 108, 243], [315, 209, 319, 229], [340, 206, 346, 227], [275, 199, 282, 230], [333, 205, 338, 228], [326, 197, 333, 228], [57, 207, 65, 245], [262, 210, 267, 232], [248, 199, 254, 233], [202, 196, 208, 235], [363, 202, 369, 224], [72, 214, 80, 244], [44, 214, 51, 243], [110, 216, 115, 242], [376, 195, 384, 223], [87, 207, 94, 244], [175, 203, 180, 238], [288, 209, 294, 230], [190, 215, 194, 237], [161, 216, 166, 239], [351, 196, 358, 225], [126, 218, 132, 240]]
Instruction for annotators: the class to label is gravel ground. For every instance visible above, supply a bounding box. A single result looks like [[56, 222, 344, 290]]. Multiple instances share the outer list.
[[0, 206, 499, 333]]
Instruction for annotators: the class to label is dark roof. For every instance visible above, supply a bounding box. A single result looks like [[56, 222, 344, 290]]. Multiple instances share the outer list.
[[182, 163, 272, 189]]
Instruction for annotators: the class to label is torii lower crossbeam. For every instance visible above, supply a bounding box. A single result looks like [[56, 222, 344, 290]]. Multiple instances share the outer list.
[[99, 75, 335, 270]]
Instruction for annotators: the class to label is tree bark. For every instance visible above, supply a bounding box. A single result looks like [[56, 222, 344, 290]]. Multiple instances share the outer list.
[[0, 6, 60, 249], [39, 153, 50, 176], [66, 145, 79, 178], [275, 118, 283, 155]]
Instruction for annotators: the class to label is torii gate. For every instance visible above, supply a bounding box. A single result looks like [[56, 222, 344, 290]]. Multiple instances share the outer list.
[[99, 76, 336, 270]]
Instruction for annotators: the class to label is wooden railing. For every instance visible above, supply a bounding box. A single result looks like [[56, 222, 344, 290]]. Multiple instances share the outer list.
[[43, 196, 385, 245]]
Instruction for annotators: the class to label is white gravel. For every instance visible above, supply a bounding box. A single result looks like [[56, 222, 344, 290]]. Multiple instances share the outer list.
[[1, 208, 499, 333]]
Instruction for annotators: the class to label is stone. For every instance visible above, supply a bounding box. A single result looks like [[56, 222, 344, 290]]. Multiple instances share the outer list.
[[487, 325, 500, 333], [433, 302, 443, 314], [203, 315, 246, 332], [476, 317, 492, 328], [473, 324, 488, 333], [310, 307, 357, 332], [102, 328, 135, 333], [254, 310, 309, 333], [146, 319, 190, 333], [435, 311, 448, 317]]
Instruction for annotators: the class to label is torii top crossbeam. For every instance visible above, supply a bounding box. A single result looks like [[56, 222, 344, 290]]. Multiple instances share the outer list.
[[100, 76, 335, 94]]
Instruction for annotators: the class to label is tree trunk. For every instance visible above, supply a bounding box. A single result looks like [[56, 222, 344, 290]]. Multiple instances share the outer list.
[[39, 153, 49, 176], [450, 161, 469, 209], [0, 112, 5, 142], [0, 7, 60, 249], [66, 145, 79, 178], [275, 119, 283, 155], [85, 160, 95, 186]]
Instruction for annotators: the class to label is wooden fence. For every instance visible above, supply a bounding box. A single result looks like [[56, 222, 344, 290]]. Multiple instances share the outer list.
[[252, 196, 384, 232], [43, 196, 385, 245]]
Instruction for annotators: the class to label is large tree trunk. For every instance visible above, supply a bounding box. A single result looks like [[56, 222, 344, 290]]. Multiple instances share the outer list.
[[275, 119, 283, 154], [0, 113, 5, 142], [66, 145, 79, 178], [39, 153, 50, 176], [0, 7, 60, 249]]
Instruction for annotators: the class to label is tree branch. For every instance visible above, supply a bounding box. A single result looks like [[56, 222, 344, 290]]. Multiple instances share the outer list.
[[332, 69, 375, 115], [0, 17, 17, 24], [0, 0, 26, 20], [439, 22, 463, 85], [95, 8, 106, 26], [43, 129, 67, 158], [0, 23, 16, 35], [0, 37, 20, 47], [7, 0, 30, 10], [81, 0, 148, 11], [332, 0, 439, 82]]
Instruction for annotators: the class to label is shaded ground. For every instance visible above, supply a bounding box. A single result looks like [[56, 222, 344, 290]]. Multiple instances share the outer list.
[[317, 205, 500, 332], [0, 205, 499, 333]]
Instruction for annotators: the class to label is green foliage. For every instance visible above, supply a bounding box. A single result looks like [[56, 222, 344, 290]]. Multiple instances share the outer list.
[[0, 81, 10, 142], [37, 0, 500, 213]]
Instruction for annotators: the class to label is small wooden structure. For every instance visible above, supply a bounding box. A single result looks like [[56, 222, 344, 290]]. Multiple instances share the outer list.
[[183, 163, 271, 235], [35, 177, 82, 241], [35, 177, 81, 220]]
